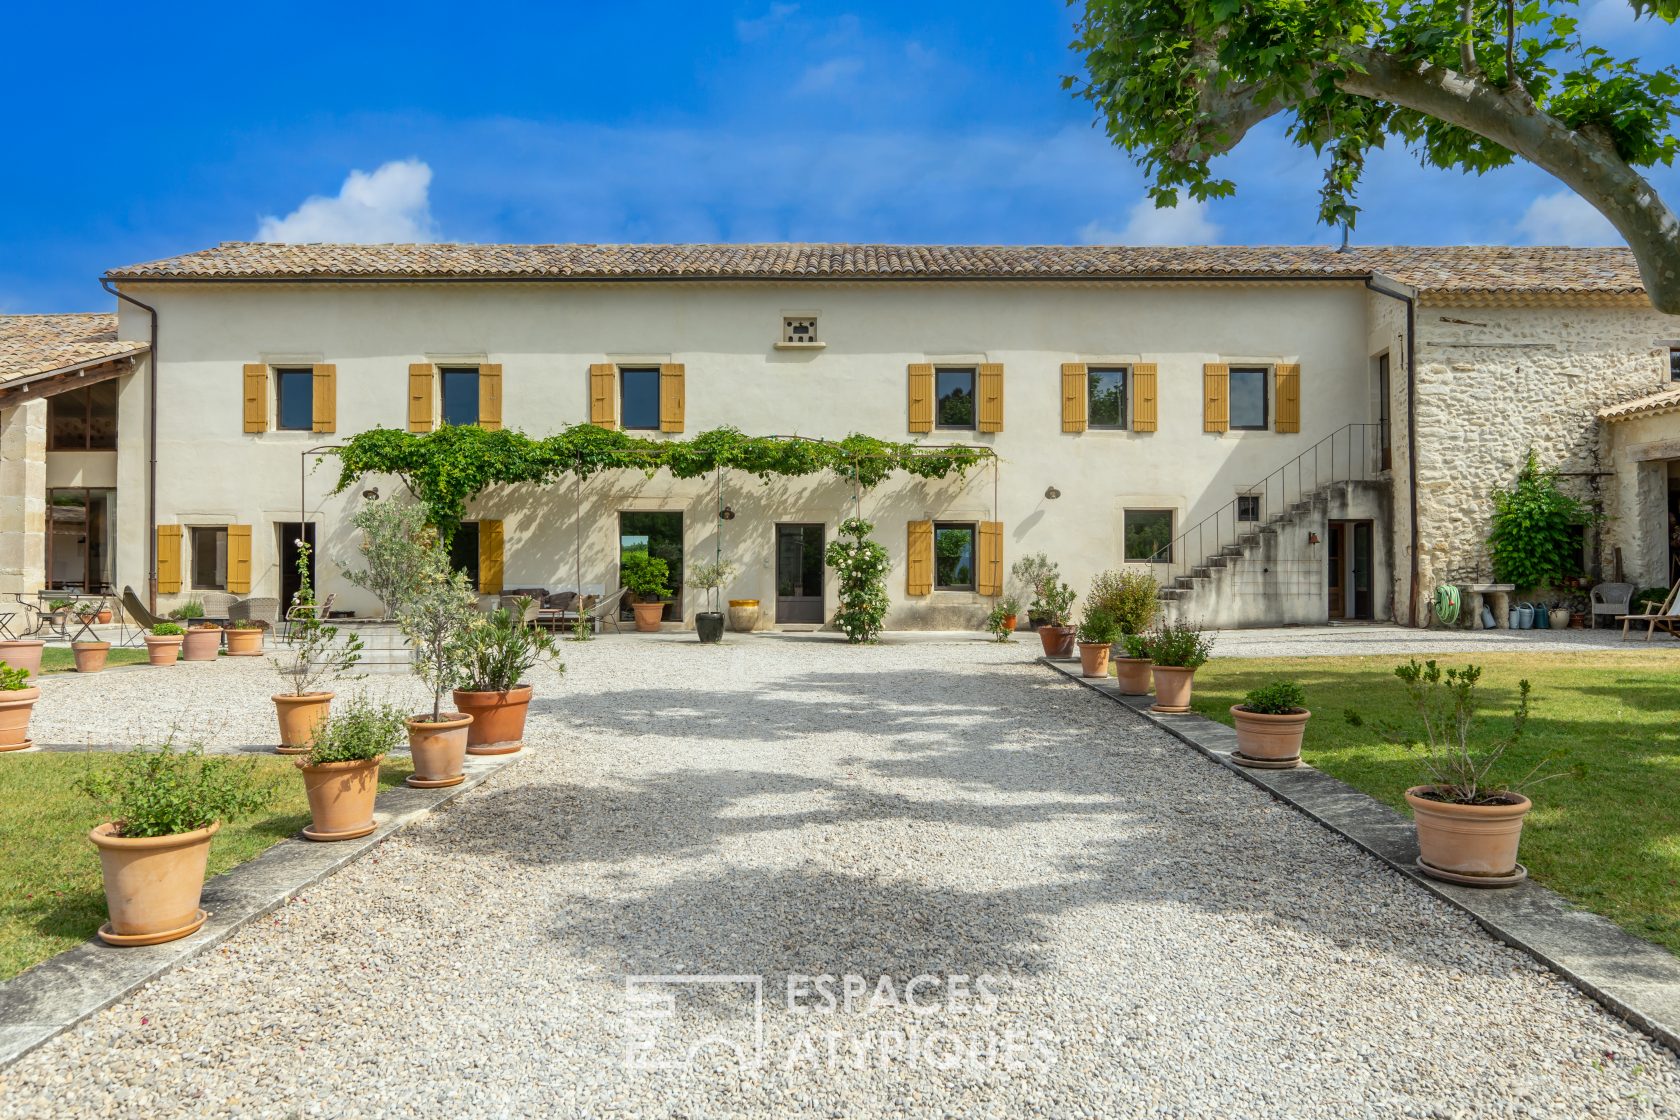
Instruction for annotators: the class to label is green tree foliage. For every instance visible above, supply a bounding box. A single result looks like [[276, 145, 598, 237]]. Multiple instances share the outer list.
[[77, 746, 278, 838], [1067, 0, 1680, 310], [341, 498, 435, 619], [1487, 450, 1586, 591], [397, 537, 480, 723], [825, 517, 891, 644]]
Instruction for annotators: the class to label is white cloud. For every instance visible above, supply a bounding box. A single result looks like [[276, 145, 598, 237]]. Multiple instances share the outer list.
[[257, 159, 437, 243], [1515, 190, 1620, 245], [793, 56, 865, 95], [735, 3, 798, 41], [1080, 197, 1221, 245]]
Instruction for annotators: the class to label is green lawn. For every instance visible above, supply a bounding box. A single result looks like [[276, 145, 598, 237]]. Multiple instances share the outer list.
[[0, 751, 413, 980], [38, 647, 150, 673], [1175, 651, 1680, 955]]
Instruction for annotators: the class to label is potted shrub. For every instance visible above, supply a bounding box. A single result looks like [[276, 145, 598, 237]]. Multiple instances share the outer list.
[[1230, 680, 1310, 769], [1146, 622, 1214, 713], [1088, 570, 1160, 647], [72, 639, 111, 673], [1010, 554, 1058, 629], [271, 541, 362, 754], [77, 745, 273, 944], [621, 550, 672, 633], [181, 622, 223, 662], [1113, 632, 1153, 696], [226, 619, 265, 656], [1390, 660, 1546, 886], [0, 638, 46, 679], [1034, 579, 1077, 658], [399, 546, 476, 778], [74, 601, 99, 626], [295, 696, 401, 841], [689, 559, 738, 644], [453, 596, 561, 758], [0, 662, 40, 752], [985, 596, 1021, 642], [144, 621, 185, 666], [168, 598, 206, 624], [1076, 606, 1120, 677]]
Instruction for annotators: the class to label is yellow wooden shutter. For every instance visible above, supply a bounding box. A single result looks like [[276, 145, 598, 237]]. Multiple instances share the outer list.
[[311, 364, 336, 433], [242, 364, 268, 433], [1061, 363, 1087, 432], [226, 524, 253, 594], [978, 363, 1004, 433], [478, 519, 504, 595], [977, 521, 1004, 596], [906, 520, 933, 596], [589, 364, 616, 427], [408, 364, 435, 432], [1132, 363, 1158, 432], [156, 525, 182, 594], [478, 364, 503, 431], [908, 364, 934, 434], [1203, 363, 1230, 433], [660, 363, 686, 433], [1275, 363, 1301, 433]]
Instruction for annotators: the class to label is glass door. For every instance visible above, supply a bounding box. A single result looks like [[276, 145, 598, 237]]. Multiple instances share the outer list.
[[775, 524, 825, 624], [46, 488, 115, 592]]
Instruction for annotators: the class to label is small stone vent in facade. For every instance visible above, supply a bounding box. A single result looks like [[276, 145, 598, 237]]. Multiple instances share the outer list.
[[783, 316, 818, 345]]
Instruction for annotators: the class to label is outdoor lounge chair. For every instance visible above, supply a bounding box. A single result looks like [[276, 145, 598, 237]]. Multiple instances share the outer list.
[[583, 588, 629, 634], [1618, 582, 1680, 641], [119, 586, 168, 647]]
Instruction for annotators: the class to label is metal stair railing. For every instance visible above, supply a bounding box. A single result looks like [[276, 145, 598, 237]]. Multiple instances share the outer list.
[[1143, 423, 1386, 583]]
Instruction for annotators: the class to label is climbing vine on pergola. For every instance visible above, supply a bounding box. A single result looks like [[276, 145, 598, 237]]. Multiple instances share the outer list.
[[330, 424, 993, 540]]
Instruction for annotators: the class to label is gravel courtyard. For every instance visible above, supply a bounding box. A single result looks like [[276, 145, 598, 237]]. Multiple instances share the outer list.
[[4, 635, 1680, 1117]]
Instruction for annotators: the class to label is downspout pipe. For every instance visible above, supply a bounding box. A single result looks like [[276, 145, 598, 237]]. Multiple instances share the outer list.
[[1364, 274, 1421, 627], [99, 278, 159, 613]]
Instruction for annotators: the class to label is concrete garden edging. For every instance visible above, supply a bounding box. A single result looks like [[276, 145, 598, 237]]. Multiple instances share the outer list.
[[1042, 657, 1680, 1055], [0, 751, 521, 1069]]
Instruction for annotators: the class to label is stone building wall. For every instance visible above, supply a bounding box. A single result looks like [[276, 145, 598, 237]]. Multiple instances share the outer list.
[[0, 401, 46, 597], [1409, 302, 1677, 603]]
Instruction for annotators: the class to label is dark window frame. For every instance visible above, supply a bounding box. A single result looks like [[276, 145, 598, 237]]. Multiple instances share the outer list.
[[933, 367, 977, 431], [1669, 347, 1680, 382], [1087, 366, 1129, 430], [1124, 508, 1175, 563], [47, 381, 119, 451], [1236, 494, 1261, 523], [190, 525, 229, 592], [449, 521, 481, 591], [274, 367, 314, 432], [619, 367, 662, 431], [46, 486, 115, 592], [439, 367, 481, 428], [1228, 365, 1269, 431], [932, 521, 978, 591]]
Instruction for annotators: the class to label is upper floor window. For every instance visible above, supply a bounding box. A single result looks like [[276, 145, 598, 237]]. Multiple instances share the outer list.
[[275, 368, 314, 431], [933, 523, 976, 590], [1088, 367, 1128, 430], [1229, 366, 1269, 430], [935, 368, 975, 430], [440, 367, 480, 427], [48, 381, 118, 450], [1670, 347, 1680, 381], [620, 367, 662, 430]]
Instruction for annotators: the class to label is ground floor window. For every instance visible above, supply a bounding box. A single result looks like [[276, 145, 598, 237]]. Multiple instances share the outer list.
[[620, 511, 683, 618], [933, 523, 976, 590], [46, 488, 115, 591], [1124, 509, 1174, 563], [191, 526, 229, 590], [449, 522, 481, 590]]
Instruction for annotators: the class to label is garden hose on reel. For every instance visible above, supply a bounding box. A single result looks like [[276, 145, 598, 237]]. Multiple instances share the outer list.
[[1433, 584, 1462, 627]]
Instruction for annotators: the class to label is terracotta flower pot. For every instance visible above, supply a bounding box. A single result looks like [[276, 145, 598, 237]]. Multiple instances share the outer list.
[[1001, 614, 1017, 632], [727, 600, 759, 632], [297, 754, 384, 841], [77, 613, 99, 626], [1112, 657, 1153, 696], [631, 600, 666, 632], [180, 625, 222, 662], [0, 638, 46, 680], [452, 684, 533, 755], [1406, 786, 1531, 885], [1077, 641, 1111, 678], [72, 641, 111, 673], [1150, 665, 1197, 713], [89, 821, 217, 945], [98, 609, 112, 624], [273, 691, 333, 755], [1570, 612, 1586, 629], [143, 634, 183, 666], [406, 713, 472, 788], [225, 627, 264, 656], [0, 686, 41, 751], [1230, 706, 1311, 768], [1037, 625, 1076, 658]]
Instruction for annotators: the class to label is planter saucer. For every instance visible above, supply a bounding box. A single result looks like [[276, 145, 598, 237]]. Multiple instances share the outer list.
[[1229, 751, 1301, 770], [0, 739, 35, 753], [225, 651, 264, 658], [466, 742, 522, 756], [301, 821, 377, 842], [274, 745, 310, 756], [406, 774, 466, 789], [98, 909, 207, 947], [1149, 704, 1191, 714], [1415, 857, 1527, 888]]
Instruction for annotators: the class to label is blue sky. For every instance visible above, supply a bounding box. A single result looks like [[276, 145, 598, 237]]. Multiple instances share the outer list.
[[6, 1, 1679, 312]]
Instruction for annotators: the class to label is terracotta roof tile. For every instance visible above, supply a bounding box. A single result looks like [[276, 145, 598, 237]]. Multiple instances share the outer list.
[[103, 242, 1648, 298], [0, 313, 146, 386], [1600, 385, 1680, 422]]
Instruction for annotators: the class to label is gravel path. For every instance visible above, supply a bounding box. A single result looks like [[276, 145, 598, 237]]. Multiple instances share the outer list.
[[4, 634, 1679, 1117]]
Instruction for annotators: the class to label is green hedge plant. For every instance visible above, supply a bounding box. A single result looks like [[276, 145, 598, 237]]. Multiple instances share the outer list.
[[621, 551, 672, 603], [1087, 569, 1160, 635], [1487, 450, 1587, 592]]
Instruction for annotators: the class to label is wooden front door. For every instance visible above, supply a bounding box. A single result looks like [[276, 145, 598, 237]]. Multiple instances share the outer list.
[[1327, 522, 1345, 618], [775, 524, 825, 624]]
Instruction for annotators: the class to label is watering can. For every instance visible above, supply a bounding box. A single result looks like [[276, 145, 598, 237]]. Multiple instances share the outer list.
[[1515, 602, 1535, 629], [1533, 602, 1551, 629]]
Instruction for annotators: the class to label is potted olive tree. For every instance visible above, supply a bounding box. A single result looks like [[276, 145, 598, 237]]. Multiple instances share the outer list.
[[144, 621, 185, 666], [271, 542, 363, 754], [296, 697, 403, 841], [1146, 622, 1213, 713], [1010, 554, 1058, 628], [622, 550, 673, 633], [78, 746, 274, 944], [1230, 680, 1310, 769], [453, 597, 562, 759], [688, 560, 738, 644], [1076, 605, 1120, 678], [1035, 579, 1077, 658], [399, 547, 479, 781], [0, 662, 40, 751]]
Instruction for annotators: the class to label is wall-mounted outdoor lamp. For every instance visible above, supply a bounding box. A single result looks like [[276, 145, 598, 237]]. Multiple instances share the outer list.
[[1307, 531, 1320, 546], [719, 505, 736, 521], [1044, 485, 1061, 500], [361, 486, 380, 501]]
